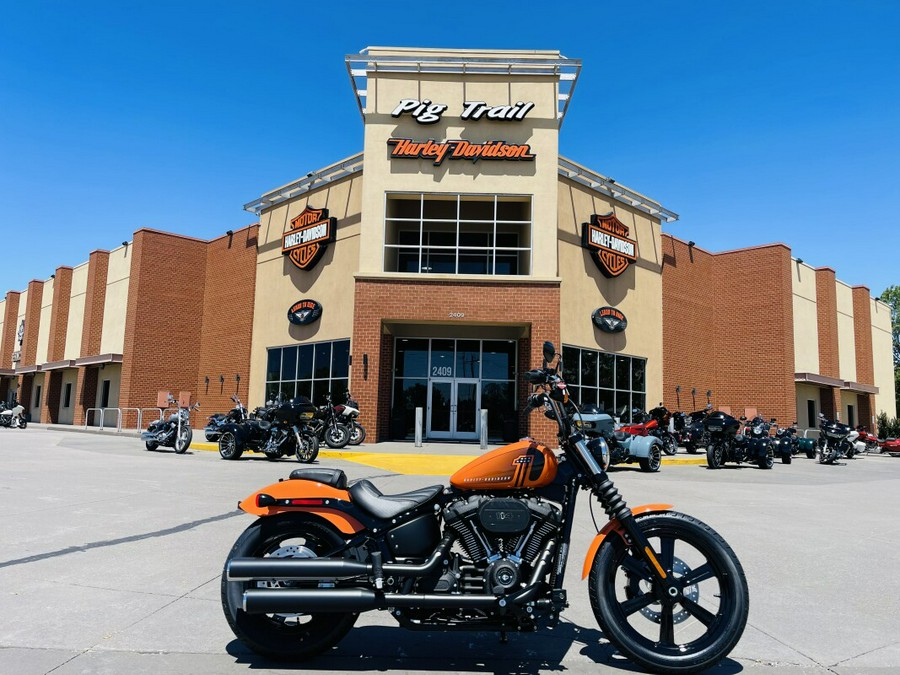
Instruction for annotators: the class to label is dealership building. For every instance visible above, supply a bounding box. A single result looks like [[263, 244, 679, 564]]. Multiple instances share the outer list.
[[1, 47, 895, 441]]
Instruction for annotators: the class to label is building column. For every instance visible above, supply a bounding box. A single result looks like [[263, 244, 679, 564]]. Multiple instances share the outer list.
[[41, 371, 63, 424], [73, 367, 99, 426], [18, 375, 33, 419]]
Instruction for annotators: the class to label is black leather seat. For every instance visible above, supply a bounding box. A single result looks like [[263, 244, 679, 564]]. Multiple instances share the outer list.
[[349, 480, 443, 519], [289, 468, 348, 490]]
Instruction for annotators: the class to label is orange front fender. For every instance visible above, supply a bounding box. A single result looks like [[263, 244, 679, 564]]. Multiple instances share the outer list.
[[581, 504, 673, 579], [238, 479, 364, 535]]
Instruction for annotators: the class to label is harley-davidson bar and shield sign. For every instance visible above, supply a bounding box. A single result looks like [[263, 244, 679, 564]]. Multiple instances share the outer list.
[[281, 206, 337, 271], [581, 213, 638, 278]]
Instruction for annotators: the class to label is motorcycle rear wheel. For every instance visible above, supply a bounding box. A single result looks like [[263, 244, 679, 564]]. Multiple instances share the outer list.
[[588, 511, 749, 674], [639, 445, 661, 472], [221, 514, 358, 660], [145, 441, 159, 451]]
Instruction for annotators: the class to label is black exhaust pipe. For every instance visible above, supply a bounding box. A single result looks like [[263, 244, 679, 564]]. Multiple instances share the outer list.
[[227, 534, 454, 581], [242, 588, 499, 614]]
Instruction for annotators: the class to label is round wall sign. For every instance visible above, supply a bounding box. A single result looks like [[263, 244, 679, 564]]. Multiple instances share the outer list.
[[288, 299, 323, 326], [592, 307, 627, 333]]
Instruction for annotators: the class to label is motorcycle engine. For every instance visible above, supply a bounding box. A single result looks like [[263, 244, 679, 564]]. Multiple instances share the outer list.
[[442, 495, 561, 594], [264, 427, 290, 452]]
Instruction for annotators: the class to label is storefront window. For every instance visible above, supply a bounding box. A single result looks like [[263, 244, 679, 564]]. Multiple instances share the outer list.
[[563, 345, 647, 423], [384, 193, 532, 276], [265, 339, 350, 406]]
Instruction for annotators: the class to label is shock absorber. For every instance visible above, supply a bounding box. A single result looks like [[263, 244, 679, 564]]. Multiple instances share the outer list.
[[594, 477, 631, 523]]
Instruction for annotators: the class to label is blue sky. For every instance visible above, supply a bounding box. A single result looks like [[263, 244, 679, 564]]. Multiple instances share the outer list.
[[1, 1, 898, 296]]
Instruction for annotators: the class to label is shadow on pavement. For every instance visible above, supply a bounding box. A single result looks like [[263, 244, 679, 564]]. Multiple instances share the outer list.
[[225, 622, 744, 673]]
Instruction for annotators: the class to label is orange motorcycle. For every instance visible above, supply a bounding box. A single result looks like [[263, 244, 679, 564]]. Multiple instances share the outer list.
[[221, 342, 749, 674]]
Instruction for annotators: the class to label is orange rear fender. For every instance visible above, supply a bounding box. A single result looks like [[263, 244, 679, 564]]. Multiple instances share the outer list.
[[238, 480, 364, 535], [581, 504, 673, 579]]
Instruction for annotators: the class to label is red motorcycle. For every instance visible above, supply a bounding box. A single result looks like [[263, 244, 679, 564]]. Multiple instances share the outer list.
[[855, 426, 880, 453], [221, 341, 749, 673], [622, 407, 678, 456]]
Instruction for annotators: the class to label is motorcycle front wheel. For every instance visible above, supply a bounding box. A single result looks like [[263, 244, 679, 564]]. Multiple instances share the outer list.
[[349, 422, 366, 446], [219, 432, 244, 460], [706, 443, 724, 469], [221, 513, 358, 660], [661, 435, 677, 456], [324, 423, 350, 449], [588, 511, 749, 674], [174, 425, 192, 454], [18, 418, 27, 429], [758, 445, 774, 470], [295, 433, 319, 463]]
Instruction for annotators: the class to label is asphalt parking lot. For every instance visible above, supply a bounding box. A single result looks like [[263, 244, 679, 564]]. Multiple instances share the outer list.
[[1, 428, 899, 675]]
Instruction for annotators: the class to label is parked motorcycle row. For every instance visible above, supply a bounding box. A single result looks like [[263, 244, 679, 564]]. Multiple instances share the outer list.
[[211, 391, 366, 462]]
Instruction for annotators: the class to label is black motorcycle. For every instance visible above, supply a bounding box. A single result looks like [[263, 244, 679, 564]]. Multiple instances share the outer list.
[[204, 395, 249, 442], [705, 411, 773, 469], [218, 395, 319, 463], [142, 395, 201, 453], [747, 416, 788, 464], [308, 393, 352, 449], [815, 414, 855, 464], [676, 405, 712, 454], [771, 421, 810, 461]]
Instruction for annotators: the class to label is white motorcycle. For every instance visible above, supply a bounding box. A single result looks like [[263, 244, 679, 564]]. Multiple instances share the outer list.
[[0, 402, 27, 429]]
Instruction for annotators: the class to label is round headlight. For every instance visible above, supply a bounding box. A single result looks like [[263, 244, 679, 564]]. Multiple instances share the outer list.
[[586, 437, 610, 470]]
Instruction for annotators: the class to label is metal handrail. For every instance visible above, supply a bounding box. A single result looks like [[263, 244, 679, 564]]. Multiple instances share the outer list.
[[101, 408, 121, 431], [140, 407, 165, 427], [84, 408, 104, 430], [117, 407, 142, 432]]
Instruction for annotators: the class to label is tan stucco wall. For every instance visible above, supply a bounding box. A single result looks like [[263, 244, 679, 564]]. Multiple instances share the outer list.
[[871, 298, 896, 418], [835, 282, 856, 382], [57, 368, 79, 425], [29, 372, 45, 421], [96, 363, 121, 411], [359, 65, 560, 278], [249, 175, 363, 407], [840, 389, 859, 426], [100, 245, 131, 354], [35, 278, 54, 365], [557, 176, 663, 408], [64, 262, 89, 360], [795, 383, 820, 433], [792, 262, 819, 374]]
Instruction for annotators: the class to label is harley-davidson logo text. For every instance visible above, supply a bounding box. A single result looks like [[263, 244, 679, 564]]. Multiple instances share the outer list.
[[281, 207, 337, 271], [581, 213, 639, 278], [387, 139, 535, 166]]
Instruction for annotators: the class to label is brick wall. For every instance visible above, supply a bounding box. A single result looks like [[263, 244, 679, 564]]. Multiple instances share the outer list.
[[48, 267, 74, 362], [73, 366, 99, 426], [1, 291, 20, 365], [41, 370, 62, 423], [21, 280, 44, 367], [851, 286, 874, 386], [814, 268, 839, 379], [661, 236, 796, 424], [352, 278, 561, 443], [194, 225, 259, 416], [80, 251, 110, 358], [118, 230, 207, 421]]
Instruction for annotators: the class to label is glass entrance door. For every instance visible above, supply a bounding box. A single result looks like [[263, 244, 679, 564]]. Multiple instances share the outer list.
[[427, 378, 480, 440]]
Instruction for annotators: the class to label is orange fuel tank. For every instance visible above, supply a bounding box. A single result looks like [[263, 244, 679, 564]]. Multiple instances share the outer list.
[[450, 440, 558, 491]]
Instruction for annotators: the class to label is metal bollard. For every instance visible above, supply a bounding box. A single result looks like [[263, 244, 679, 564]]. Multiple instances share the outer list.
[[415, 407, 423, 448], [480, 409, 488, 450]]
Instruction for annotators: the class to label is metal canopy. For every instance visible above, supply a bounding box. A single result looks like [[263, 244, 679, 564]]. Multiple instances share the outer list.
[[345, 49, 582, 127]]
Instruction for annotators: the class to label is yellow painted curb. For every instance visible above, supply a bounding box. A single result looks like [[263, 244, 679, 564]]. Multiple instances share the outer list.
[[190, 441, 708, 473]]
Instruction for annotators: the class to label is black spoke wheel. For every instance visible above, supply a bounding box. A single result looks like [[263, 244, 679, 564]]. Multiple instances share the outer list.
[[706, 444, 723, 469], [324, 423, 350, 449], [662, 435, 677, 456], [640, 445, 661, 472], [219, 431, 243, 460], [221, 514, 358, 660], [588, 512, 749, 674], [295, 433, 320, 463]]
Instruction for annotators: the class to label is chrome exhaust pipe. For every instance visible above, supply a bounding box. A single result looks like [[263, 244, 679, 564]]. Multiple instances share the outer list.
[[242, 588, 499, 614], [227, 534, 454, 581]]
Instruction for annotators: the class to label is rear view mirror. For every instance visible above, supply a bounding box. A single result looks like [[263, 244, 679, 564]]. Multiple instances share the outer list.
[[770, 418, 777, 423], [542, 341, 556, 364]]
